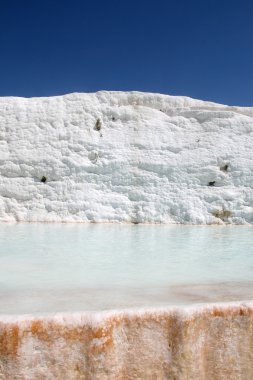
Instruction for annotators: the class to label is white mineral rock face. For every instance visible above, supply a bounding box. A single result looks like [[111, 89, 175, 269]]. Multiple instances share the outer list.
[[0, 91, 253, 224]]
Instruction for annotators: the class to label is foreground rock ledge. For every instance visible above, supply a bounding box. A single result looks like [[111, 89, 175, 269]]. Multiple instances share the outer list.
[[0, 302, 253, 379]]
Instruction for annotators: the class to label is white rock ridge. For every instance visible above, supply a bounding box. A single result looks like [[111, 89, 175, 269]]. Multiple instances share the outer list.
[[0, 91, 252, 224]]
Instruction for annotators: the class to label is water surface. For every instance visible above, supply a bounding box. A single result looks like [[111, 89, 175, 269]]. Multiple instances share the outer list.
[[0, 224, 252, 314]]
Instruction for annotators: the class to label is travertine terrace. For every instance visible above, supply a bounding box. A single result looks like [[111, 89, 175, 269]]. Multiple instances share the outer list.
[[1, 92, 253, 379], [0, 303, 253, 379]]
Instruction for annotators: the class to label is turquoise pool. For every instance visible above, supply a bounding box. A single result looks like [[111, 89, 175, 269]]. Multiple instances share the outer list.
[[0, 224, 252, 314]]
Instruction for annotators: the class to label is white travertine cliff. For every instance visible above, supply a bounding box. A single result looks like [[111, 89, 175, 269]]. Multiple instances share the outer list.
[[0, 91, 253, 223]]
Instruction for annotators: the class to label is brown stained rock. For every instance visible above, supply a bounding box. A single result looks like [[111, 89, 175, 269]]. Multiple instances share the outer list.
[[212, 209, 232, 221], [0, 304, 253, 379], [0, 324, 19, 357]]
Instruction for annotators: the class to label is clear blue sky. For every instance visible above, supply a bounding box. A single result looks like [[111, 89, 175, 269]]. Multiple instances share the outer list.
[[0, 0, 252, 105]]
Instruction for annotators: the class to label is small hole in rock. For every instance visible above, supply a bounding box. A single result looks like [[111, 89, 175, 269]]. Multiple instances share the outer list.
[[112, 117, 115, 121], [94, 119, 102, 131], [208, 181, 216, 186], [41, 176, 47, 183], [220, 164, 229, 172]]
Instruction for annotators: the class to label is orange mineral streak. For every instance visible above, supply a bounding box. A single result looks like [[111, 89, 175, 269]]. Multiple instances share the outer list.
[[0, 323, 19, 357], [89, 325, 114, 354], [0, 303, 252, 379], [30, 320, 89, 343]]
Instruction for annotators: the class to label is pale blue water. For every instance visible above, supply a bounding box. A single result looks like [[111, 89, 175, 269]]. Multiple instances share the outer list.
[[0, 224, 252, 314]]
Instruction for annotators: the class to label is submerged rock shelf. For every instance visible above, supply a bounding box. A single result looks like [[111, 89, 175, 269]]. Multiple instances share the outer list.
[[0, 302, 252, 379], [0, 91, 253, 224]]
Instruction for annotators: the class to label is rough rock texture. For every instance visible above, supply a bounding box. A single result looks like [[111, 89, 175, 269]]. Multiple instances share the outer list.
[[0, 302, 253, 379], [0, 91, 253, 223]]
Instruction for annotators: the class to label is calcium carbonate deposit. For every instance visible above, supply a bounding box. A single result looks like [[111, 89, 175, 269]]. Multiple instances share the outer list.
[[1, 303, 253, 380], [0, 91, 253, 223], [1, 91, 253, 379]]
